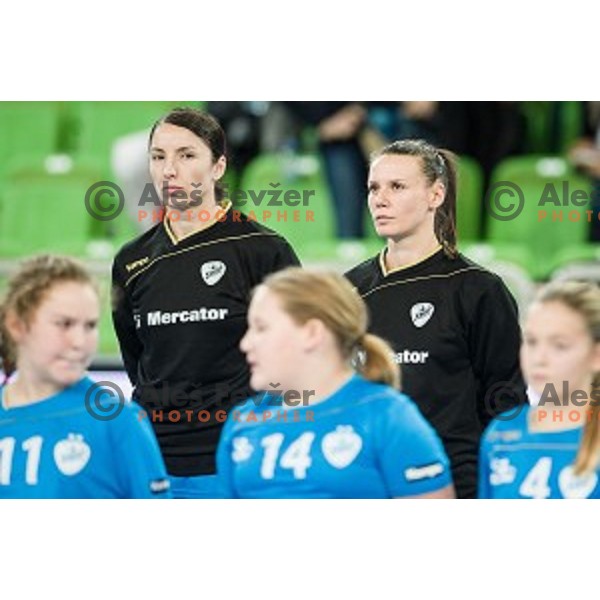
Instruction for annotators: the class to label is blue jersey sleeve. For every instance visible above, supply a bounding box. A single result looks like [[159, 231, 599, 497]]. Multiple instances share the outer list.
[[375, 395, 453, 497], [215, 414, 238, 499], [478, 421, 496, 499], [111, 402, 172, 499]]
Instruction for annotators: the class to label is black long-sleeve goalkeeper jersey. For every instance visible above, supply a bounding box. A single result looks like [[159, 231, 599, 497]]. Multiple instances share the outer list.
[[346, 248, 527, 498], [112, 214, 300, 476]]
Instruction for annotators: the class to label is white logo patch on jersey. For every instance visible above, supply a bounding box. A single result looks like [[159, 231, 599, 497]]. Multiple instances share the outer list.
[[232, 437, 254, 463], [410, 303, 435, 328], [405, 462, 444, 482], [558, 465, 598, 499], [321, 426, 363, 469], [490, 457, 517, 486], [53, 434, 91, 476], [201, 261, 226, 286]]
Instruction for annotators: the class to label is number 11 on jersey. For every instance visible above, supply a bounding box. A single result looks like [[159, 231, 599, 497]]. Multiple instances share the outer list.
[[0, 436, 44, 486]]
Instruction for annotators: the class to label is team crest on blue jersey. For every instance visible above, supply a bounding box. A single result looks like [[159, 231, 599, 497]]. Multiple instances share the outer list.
[[201, 261, 227, 286], [489, 457, 517, 486], [321, 426, 363, 469], [410, 303, 435, 328], [558, 466, 598, 499], [232, 437, 254, 463], [53, 434, 91, 476]]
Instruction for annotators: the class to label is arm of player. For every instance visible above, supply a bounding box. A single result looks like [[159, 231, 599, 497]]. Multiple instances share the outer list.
[[112, 402, 172, 499], [111, 259, 143, 388], [466, 276, 527, 430], [215, 416, 238, 499], [477, 425, 494, 499], [402, 486, 455, 499], [376, 395, 455, 499], [272, 237, 302, 270], [247, 234, 302, 289]]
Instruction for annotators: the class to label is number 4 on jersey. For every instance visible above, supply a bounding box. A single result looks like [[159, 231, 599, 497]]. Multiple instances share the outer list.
[[519, 457, 552, 499]]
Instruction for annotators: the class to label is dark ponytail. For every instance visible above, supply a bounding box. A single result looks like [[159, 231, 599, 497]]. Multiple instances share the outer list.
[[373, 140, 458, 258]]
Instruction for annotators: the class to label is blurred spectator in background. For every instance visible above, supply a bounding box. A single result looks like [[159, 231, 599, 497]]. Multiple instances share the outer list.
[[283, 102, 370, 239], [438, 102, 523, 181], [282, 102, 441, 240], [436, 102, 524, 236], [205, 101, 268, 189], [569, 101, 600, 242]]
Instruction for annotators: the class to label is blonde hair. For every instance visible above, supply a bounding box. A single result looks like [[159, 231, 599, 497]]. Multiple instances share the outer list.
[[533, 280, 600, 476], [260, 267, 400, 389], [0, 255, 98, 381]]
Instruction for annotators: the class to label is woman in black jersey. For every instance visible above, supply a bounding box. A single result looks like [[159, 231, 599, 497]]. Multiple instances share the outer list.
[[345, 139, 526, 499], [111, 108, 300, 498]]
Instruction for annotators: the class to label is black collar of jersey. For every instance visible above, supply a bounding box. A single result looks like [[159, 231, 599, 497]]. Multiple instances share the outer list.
[[378, 245, 446, 279]]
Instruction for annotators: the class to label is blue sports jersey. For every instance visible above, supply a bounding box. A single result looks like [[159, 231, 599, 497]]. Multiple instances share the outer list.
[[479, 407, 600, 499], [0, 377, 171, 499], [216, 375, 452, 498]]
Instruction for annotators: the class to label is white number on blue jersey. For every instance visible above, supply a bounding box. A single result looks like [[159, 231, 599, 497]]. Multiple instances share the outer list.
[[0, 437, 16, 485], [279, 433, 315, 480], [260, 434, 284, 479], [260, 433, 316, 480], [519, 457, 552, 499], [22, 436, 43, 485], [0, 436, 43, 486]]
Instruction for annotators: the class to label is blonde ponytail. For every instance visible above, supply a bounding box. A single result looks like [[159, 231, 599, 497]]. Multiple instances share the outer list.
[[359, 334, 401, 390], [261, 268, 401, 390], [574, 373, 600, 477]]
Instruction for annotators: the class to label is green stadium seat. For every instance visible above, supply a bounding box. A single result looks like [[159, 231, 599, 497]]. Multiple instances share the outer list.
[[456, 155, 484, 242], [521, 102, 554, 154], [557, 101, 584, 154], [483, 155, 594, 280], [93, 270, 121, 358], [551, 243, 600, 278], [239, 152, 338, 261], [0, 102, 60, 173], [520, 102, 584, 154], [0, 156, 104, 258], [68, 101, 199, 176]]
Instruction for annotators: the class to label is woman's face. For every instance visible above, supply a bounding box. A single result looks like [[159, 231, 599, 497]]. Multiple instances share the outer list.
[[149, 123, 226, 211], [367, 154, 444, 241], [240, 287, 309, 392], [521, 300, 600, 399], [9, 282, 99, 391]]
